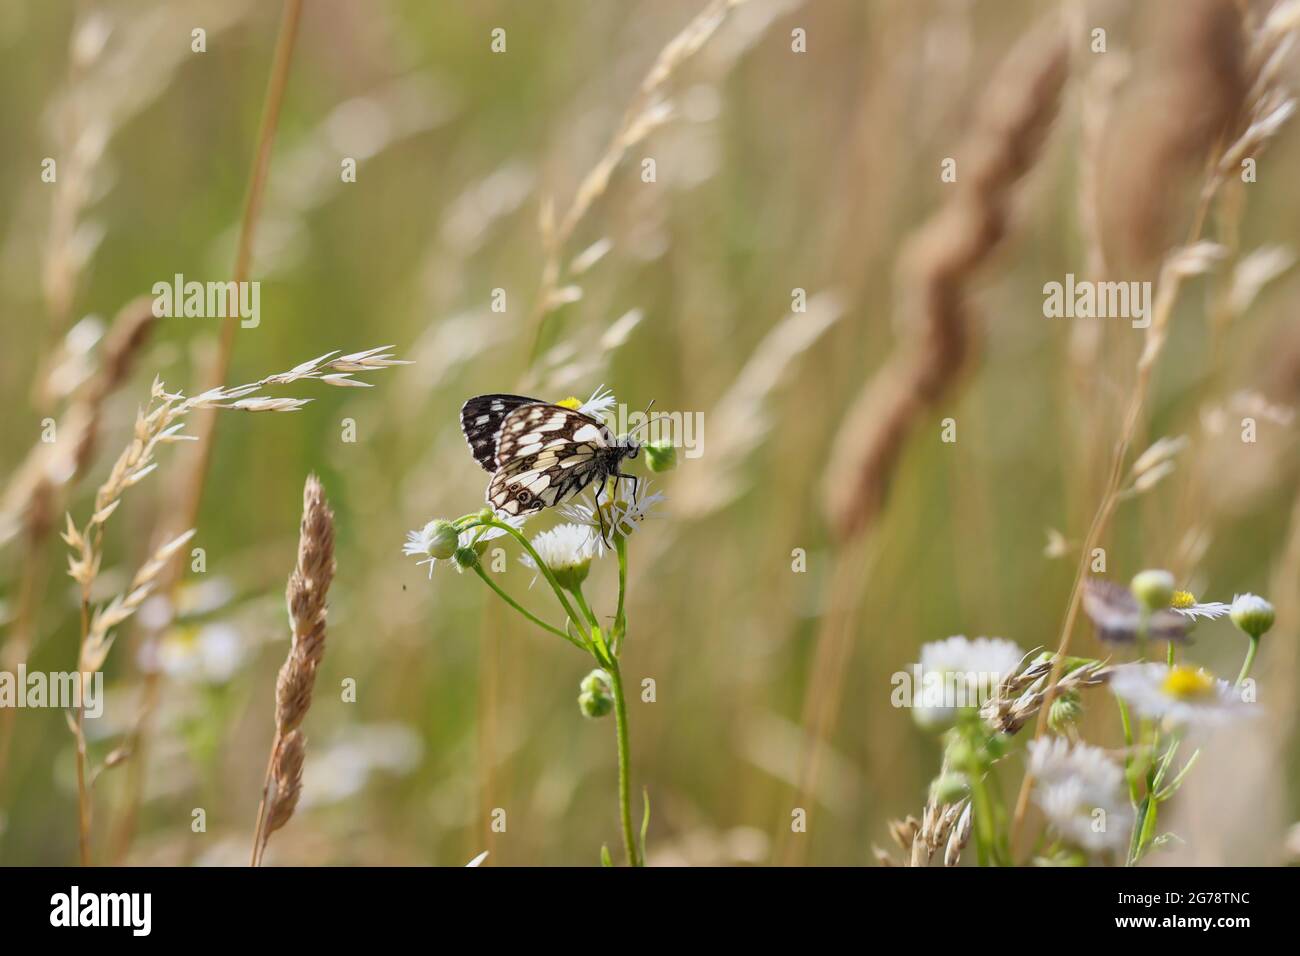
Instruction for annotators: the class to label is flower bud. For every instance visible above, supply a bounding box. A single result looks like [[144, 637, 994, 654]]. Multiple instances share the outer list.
[[1048, 692, 1082, 734], [643, 439, 677, 473], [426, 520, 460, 560], [452, 546, 479, 571], [1130, 569, 1175, 611], [578, 668, 613, 718], [929, 772, 969, 805], [1230, 593, 1275, 640]]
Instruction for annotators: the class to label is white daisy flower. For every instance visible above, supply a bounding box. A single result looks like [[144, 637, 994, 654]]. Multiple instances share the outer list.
[[1028, 737, 1125, 790], [1027, 738, 1132, 855], [578, 384, 616, 420], [1108, 663, 1248, 730], [403, 515, 524, 578], [521, 523, 598, 570], [557, 483, 665, 554], [1170, 589, 1231, 621], [520, 523, 598, 589], [912, 636, 1025, 730]]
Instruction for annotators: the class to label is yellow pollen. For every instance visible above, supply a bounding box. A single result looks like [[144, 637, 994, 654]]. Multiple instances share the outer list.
[[1170, 590, 1197, 609], [1162, 665, 1215, 700], [555, 396, 583, 410]]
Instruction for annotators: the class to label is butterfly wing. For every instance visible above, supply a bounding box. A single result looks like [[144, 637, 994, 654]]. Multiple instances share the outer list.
[[487, 404, 614, 517], [1082, 578, 1190, 643], [460, 394, 542, 472]]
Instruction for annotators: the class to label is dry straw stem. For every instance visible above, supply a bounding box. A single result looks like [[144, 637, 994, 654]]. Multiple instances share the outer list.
[[523, 0, 749, 368], [62, 523, 195, 866], [0, 297, 157, 549], [1011, 1, 1300, 852], [824, 21, 1069, 539], [171, 0, 304, 544], [779, 21, 1069, 867], [251, 475, 335, 867], [54, 347, 399, 865], [93, 1, 305, 863], [0, 298, 156, 793]]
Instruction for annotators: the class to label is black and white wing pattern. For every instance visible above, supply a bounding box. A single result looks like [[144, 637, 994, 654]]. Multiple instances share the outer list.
[[460, 394, 540, 472], [485, 403, 616, 518]]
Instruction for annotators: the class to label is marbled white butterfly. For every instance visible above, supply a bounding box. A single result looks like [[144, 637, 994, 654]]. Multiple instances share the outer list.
[[460, 394, 642, 540]]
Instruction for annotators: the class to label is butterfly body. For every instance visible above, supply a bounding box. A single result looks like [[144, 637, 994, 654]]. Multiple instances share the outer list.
[[460, 394, 639, 531]]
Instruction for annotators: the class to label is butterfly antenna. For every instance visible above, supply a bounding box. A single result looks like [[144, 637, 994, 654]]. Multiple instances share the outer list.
[[624, 400, 658, 441]]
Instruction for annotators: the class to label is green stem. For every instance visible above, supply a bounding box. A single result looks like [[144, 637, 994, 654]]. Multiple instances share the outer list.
[[607, 658, 640, 866], [967, 770, 998, 866], [569, 583, 601, 631], [1156, 748, 1200, 800], [471, 564, 587, 651], [1235, 636, 1259, 688], [612, 535, 628, 654], [467, 518, 584, 630], [1116, 697, 1139, 805]]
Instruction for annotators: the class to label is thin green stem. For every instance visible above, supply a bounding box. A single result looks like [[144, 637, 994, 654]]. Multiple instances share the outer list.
[[607, 658, 640, 867], [569, 583, 601, 631], [466, 518, 584, 629], [1156, 748, 1200, 800], [1116, 697, 1139, 805], [1235, 636, 1260, 688], [612, 535, 628, 654], [471, 564, 586, 650]]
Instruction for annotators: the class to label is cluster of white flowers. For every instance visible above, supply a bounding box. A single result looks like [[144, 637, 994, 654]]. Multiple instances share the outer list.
[[1027, 738, 1132, 855], [912, 636, 1025, 730]]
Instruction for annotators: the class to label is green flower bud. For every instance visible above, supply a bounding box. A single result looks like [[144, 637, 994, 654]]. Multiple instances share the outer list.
[[452, 546, 479, 571], [578, 668, 613, 718], [984, 733, 1011, 761], [643, 439, 677, 473], [1130, 569, 1175, 611], [426, 520, 460, 560], [1230, 593, 1275, 640], [929, 772, 969, 805], [1047, 692, 1083, 734], [552, 561, 590, 592]]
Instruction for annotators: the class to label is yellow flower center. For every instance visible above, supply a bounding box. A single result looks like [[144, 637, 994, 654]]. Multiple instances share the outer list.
[[1171, 590, 1197, 610], [556, 396, 583, 409], [1162, 665, 1215, 700]]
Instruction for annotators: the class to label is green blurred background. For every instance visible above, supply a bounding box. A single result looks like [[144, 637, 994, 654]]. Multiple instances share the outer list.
[[1, 0, 1298, 865]]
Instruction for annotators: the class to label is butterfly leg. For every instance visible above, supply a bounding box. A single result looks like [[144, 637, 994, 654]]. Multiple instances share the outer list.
[[615, 471, 640, 510], [593, 477, 610, 548]]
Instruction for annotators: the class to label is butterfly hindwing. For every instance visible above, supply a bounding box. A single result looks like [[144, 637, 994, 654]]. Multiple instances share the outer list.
[[486, 404, 616, 516], [487, 443, 604, 516], [460, 394, 541, 472]]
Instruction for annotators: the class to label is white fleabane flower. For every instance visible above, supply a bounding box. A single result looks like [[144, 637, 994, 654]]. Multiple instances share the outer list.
[[1027, 738, 1131, 855], [1028, 737, 1124, 790], [1170, 589, 1230, 621], [579, 384, 616, 420], [557, 484, 665, 554], [912, 636, 1025, 731], [521, 523, 598, 589], [403, 516, 524, 577], [1108, 663, 1247, 730]]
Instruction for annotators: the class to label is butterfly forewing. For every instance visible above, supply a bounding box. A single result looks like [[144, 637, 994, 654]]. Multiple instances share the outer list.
[[493, 403, 613, 466], [460, 394, 540, 472]]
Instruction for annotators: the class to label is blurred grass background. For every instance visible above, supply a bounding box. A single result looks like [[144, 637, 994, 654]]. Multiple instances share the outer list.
[[1, 0, 1298, 865]]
